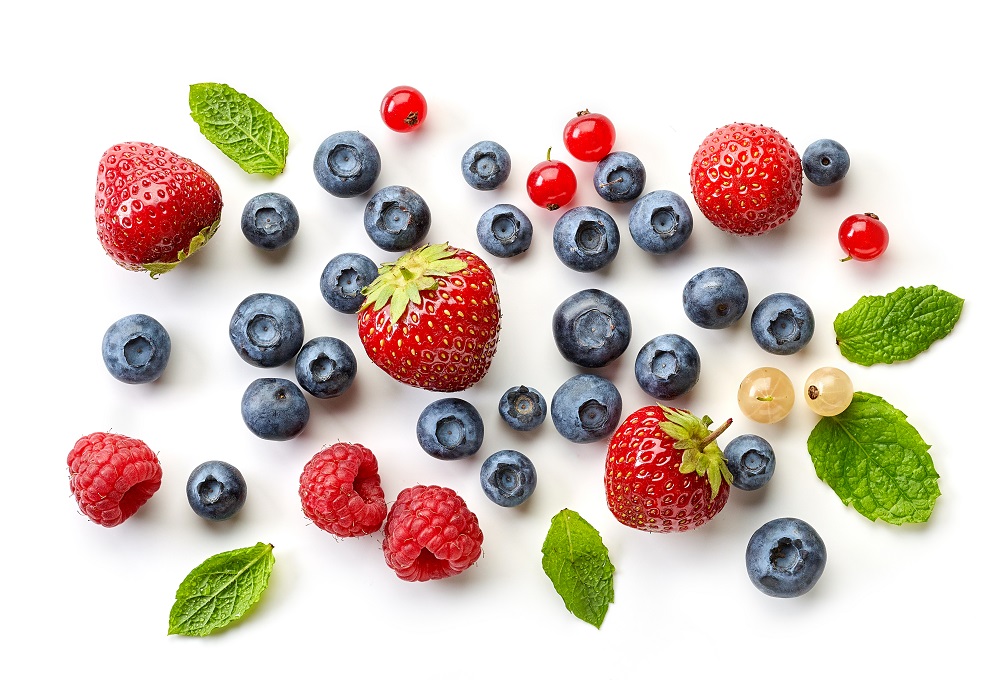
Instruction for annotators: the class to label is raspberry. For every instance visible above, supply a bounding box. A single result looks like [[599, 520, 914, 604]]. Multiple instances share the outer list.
[[299, 442, 387, 537], [67, 432, 163, 527], [382, 485, 483, 582]]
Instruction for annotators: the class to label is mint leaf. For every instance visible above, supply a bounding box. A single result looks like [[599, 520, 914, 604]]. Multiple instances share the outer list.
[[834, 285, 964, 366], [807, 392, 940, 524], [189, 83, 288, 175], [168, 542, 275, 636], [541, 509, 614, 628]]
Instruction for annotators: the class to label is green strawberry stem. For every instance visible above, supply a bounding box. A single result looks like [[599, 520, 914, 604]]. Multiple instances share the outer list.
[[658, 405, 734, 499], [359, 243, 467, 323]]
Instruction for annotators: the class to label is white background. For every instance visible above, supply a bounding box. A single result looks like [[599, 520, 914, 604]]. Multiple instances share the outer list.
[[4, 1, 994, 677]]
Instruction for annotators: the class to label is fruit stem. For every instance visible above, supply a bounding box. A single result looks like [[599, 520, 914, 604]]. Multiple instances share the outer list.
[[545, 147, 553, 161], [701, 418, 733, 448]]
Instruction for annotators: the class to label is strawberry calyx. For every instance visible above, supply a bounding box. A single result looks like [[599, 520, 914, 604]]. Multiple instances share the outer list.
[[142, 217, 222, 279], [359, 242, 468, 323], [658, 405, 734, 499]]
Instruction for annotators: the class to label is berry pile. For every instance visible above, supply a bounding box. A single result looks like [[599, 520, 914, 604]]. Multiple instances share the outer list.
[[78, 82, 899, 624]]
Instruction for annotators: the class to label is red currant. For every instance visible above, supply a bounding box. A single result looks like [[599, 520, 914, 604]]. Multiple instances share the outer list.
[[839, 212, 889, 261], [563, 109, 616, 162], [380, 85, 427, 133], [526, 148, 577, 210]]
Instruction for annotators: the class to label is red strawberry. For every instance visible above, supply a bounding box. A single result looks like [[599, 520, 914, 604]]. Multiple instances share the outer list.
[[95, 142, 223, 276], [689, 122, 802, 236], [605, 404, 733, 533], [357, 242, 501, 392]]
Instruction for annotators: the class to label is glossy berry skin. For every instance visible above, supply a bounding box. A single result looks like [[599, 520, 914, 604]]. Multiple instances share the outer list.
[[382, 485, 483, 582], [68, 432, 162, 527], [380, 85, 427, 133], [241, 377, 310, 441], [552, 288, 632, 368], [102, 313, 171, 384], [498, 385, 547, 432], [551, 373, 623, 444], [313, 131, 381, 198], [803, 366, 854, 417], [294, 336, 357, 399], [357, 243, 501, 393], [229, 292, 305, 368], [628, 190, 693, 254], [563, 110, 616, 162], [750, 292, 815, 355], [240, 192, 299, 250], [802, 139, 850, 186], [299, 442, 387, 538], [594, 151, 646, 203], [476, 204, 533, 258], [738, 367, 795, 424], [320, 252, 379, 314], [552, 206, 620, 272], [95, 142, 223, 276], [416, 397, 485, 461], [462, 140, 511, 190], [746, 517, 827, 598], [605, 405, 732, 533], [526, 149, 577, 210], [839, 212, 888, 261], [723, 434, 776, 491], [682, 266, 749, 329], [186, 460, 247, 521], [690, 123, 803, 236], [363, 185, 432, 252], [634, 333, 701, 400], [480, 450, 537, 507]]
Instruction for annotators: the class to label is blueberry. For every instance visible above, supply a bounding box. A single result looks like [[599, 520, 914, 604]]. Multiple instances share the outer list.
[[416, 397, 485, 460], [186, 460, 247, 521], [480, 450, 537, 507], [633, 333, 700, 400], [313, 131, 381, 198], [551, 373, 623, 443], [476, 203, 533, 258], [320, 252, 379, 314], [802, 139, 850, 187], [552, 288, 632, 368], [294, 336, 357, 399], [627, 190, 693, 254], [498, 385, 547, 431], [363, 185, 432, 251], [750, 292, 815, 355], [552, 206, 620, 272], [240, 192, 299, 250], [241, 377, 310, 441], [229, 293, 305, 368], [723, 434, 776, 491], [461, 140, 512, 190], [682, 266, 749, 329], [746, 517, 827, 598], [101, 313, 171, 384], [593, 151, 646, 203]]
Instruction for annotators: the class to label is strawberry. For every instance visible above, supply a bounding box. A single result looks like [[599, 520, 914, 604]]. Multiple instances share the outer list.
[[605, 404, 734, 533], [357, 242, 501, 392], [689, 122, 802, 236], [95, 142, 223, 276]]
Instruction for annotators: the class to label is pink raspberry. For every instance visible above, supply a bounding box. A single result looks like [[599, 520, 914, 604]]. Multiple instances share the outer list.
[[382, 485, 483, 581], [299, 442, 387, 537], [68, 432, 163, 527]]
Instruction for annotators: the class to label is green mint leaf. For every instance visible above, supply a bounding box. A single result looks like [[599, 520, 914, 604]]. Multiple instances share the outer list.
[[168, 542, 275, 636], [807, 392, 940, 524], [834, 285, 964, 366], [541, 509, 614, 628], [189, 83, 288, 175]]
